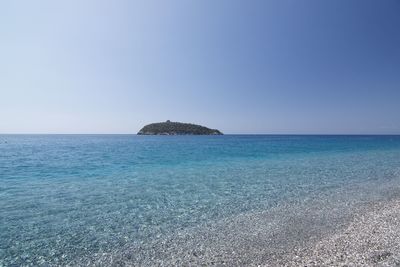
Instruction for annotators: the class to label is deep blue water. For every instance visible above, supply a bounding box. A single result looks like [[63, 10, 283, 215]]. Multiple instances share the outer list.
[[1, 135, 400, 265]]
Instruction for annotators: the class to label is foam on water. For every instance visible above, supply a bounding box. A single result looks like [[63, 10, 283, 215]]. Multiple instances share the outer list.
[[1, 135, 400, 265]]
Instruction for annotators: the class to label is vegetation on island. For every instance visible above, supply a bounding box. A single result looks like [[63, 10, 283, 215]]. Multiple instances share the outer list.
[[137, 120, 223, 135]]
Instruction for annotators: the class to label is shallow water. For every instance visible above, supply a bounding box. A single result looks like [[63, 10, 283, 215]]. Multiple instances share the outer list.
[[1, 135, 400, 265]]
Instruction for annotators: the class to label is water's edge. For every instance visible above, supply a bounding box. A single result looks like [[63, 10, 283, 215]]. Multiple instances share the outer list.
[[2, 135, 400, 266], [68, 170, 400, 266]]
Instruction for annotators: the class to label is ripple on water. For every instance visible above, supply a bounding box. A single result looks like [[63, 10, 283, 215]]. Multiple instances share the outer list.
[[1, 135, 400, 266]]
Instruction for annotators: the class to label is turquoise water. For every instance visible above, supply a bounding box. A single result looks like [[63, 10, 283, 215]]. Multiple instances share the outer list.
[[1, 135, 400, 265]]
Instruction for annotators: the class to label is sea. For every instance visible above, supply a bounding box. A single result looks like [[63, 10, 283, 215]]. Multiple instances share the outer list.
[[1, 135, 400, 266]]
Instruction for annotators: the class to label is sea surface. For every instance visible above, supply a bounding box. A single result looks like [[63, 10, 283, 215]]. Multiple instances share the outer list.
[[1, 135, 400, 266]]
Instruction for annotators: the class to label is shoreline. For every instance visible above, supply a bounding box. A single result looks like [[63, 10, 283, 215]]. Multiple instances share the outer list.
[[5, 183, 400, 266], [76, 181, 400, 266], [5, 186, 400, 266], [284, 196, 400, 266], [3, 135, 400, 266]]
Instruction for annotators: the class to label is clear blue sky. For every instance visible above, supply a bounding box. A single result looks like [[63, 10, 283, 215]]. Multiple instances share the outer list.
[[1, 0, 399, 134]]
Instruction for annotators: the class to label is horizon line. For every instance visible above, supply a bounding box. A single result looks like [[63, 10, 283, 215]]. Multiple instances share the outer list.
[[1, 133, 400, 136]]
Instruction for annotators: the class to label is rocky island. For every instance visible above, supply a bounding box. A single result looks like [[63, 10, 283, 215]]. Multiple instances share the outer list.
[[137, 121, 223, 135]]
